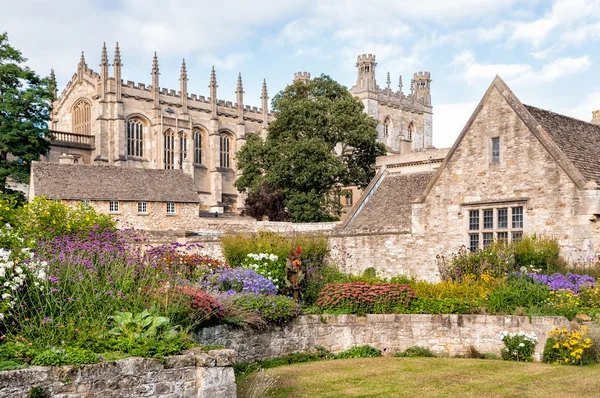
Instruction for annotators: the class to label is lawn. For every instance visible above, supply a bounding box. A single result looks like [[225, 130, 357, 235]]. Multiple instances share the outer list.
[[243, 357, 600, 398]]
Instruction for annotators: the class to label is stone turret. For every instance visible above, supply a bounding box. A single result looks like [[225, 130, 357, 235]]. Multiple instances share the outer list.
[[261, 79, 269, 129], [113, 43, 122, 101], [100, 43, 109, 99], [77, 52, 87, 83], [413, 71, 431, 106], [293, 71, 311, 84], [151, 52, 160, 109], [236, 73, 244, 124], [592, 110, 600, 125], [209, 66, 218, 120], [356, 54, 377, 92], [180, 59, 188, 114]]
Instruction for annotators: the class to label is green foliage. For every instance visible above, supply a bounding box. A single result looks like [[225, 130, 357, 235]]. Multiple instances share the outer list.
[[0, 33, 53, 195], [234, 346, 334, 377], [500, 331, 537, 362], [235, 75, 386, 222], [27, 387, 46, 398], [221, 232, 328, 267], [316, 282, 416, 315], [304, 263, 348, 305], [232, 294, 301, 326], [108, 308, 177, 341], [486, 276, 550, 315], [543, 326, 594, 365], [335, 345, 381, 359], [513, 235, 562, 274], [104, 330, 197, 359], [407, 297, 475, 314], [394, 346, 436, 358], [438, 243, 517, 282], [31, 347, 99, 367], [0, 359, 27, 371]]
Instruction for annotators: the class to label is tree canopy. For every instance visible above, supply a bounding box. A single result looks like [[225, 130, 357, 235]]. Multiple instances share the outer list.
[[0, 32, 53, 200], [235, 75, 386, 222]]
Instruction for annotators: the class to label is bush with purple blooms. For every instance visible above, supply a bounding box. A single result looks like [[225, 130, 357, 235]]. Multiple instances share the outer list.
[[202, 267, 278, 296], [528, 273, 595, 293]]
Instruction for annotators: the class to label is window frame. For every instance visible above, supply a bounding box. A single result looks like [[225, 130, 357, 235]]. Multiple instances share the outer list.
[[127, 118, 144, 158], [109, 200, 119, 213], [72, 99, 91, 135], [465, 205, 524, 251], [166, 202, 176, 215], [137, 201, 147, 214], [491, 137, 500, 164], [193, 129, 203, 164], [219, 134, 231, 168], [164, 129, 175, 169]]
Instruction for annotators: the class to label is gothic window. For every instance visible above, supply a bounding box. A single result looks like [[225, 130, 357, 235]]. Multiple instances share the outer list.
[[164, 129, 175, 169], [407, 122, 415, 141], [467, 206, 524, 251], [127, 119, 144, 157], [193, 128, 203, 164], [179, 131, 187, 169], [220, 133, 231, 168], [72, 99, 91, 135], [383, 117, 391, 138]]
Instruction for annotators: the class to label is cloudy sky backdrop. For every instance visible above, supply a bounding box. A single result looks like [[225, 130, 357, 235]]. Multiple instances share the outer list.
[[2, 0, 600, 148]]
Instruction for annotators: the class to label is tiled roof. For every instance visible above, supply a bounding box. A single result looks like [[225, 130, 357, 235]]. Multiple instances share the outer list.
[[31, 162, 199, 203], [524, 104, 600, 184], [345, 171, 434, 233]]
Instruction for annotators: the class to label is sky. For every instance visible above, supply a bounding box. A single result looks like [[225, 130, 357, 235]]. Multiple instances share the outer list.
[[2, 0, 600, 148]]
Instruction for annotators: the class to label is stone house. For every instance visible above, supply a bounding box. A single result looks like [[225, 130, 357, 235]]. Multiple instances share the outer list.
[[29, 161, 200, 230], [331, 76, 600, 281], [47, 45, 432, 215]]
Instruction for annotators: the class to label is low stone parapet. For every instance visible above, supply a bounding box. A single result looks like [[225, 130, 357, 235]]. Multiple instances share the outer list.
[[196, 314, 569, 363], [0, 349, 236, 398]]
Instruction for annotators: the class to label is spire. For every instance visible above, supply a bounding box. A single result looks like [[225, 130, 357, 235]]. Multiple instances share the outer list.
[[78, 51, 87, 69], [410, 78, 414, 96], [209, 66, 218, 119], [180, 58, 187, 81], [152, 52, 160, 109], [386, 72, 391, 94], [261, 79, 269, 129], [180, 58, 188, 114], [113, 42, 122, 66], [236, 72, 244, 124], [100, 42, 108, 66], [49, 69, 57, 100], [398, 75, 403, 95]]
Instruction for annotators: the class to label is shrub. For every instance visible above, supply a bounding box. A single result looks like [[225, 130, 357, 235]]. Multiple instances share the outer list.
[[408, 297, 475, 314], [202, 267, 277, 296], [232, 294, 301, 327], [437, 243, 517, 282], [28, 387, 45, 398], [394, 346, 436, 358], [241, 253, 286, 290], [316, 282, 416, 315], [242, 183, 289, 221], [586, 326, 600, 364], [335, 345, 381, 359], [500, 331, 538, 362], [147, 246, 228, 280], [31, 347, 99, 367], [513, 235, 561, 274], [545, 289, 582, 319], [303, 263, 348, 305], [543, 326, 593, 365], [580, 285, 600, 308], [172, 286, 224, 326], [486, 276, 550, 315], [411, 279, 495, 302]]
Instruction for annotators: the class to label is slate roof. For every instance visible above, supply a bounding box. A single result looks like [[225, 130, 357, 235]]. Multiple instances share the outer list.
[[31, 162, 199, 203], [524, 104, 600, 185], [345, 171, 434, 233]]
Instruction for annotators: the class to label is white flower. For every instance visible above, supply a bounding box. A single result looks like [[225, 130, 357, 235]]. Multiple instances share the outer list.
[[519, 343, 525, 347], [1, 293, 10, 300], [15, 266, 22, 274], [268, 254, 278, 261], [0, 268, 4, 278]]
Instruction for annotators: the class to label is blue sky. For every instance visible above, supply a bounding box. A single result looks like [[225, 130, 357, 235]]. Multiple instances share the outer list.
[[2, 0, 600, 148]]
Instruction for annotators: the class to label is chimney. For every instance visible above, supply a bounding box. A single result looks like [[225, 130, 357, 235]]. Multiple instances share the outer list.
[[59, 153, 75, 165], [592, 110, 600, 125]]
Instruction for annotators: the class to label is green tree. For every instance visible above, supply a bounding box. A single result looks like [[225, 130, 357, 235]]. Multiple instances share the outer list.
[[0, 32, 53, 200], [235, 75, 386, 222]]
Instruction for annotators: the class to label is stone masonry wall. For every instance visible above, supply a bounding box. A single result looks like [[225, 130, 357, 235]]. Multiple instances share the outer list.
[[196, 315, 569, 363], [0, 349, 236, 398]]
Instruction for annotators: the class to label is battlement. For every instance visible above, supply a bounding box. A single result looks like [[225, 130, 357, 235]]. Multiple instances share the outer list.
[[293, 71, 311, 84], [413, 71, 431, 80], [357, 54, 376, 63]]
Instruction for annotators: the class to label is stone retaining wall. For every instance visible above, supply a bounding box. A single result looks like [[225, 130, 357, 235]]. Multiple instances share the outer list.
[[0, 349, 236, 398], [196, 315, 569, 363]]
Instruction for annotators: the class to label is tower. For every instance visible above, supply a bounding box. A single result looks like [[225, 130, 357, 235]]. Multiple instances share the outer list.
[[293, 72, 311, 84], [356, 54, 377, 92], [413, 72, 431, 106]]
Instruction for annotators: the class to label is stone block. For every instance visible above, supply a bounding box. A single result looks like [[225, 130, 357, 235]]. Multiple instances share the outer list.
[[208, 349, 236, 366]]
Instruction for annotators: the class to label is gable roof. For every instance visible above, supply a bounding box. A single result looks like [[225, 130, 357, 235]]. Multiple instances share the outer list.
[[342, 170, 434, 233], [416, 76, 593, 203], [30, 162, 199, 203]]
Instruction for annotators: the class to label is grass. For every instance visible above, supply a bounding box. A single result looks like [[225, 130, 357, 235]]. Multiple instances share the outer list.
[[242, 357, 600, 398]]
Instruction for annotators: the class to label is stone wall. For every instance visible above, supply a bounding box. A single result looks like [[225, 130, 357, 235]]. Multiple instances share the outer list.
[[196, 315, 569, 363], [0, 349, 236, 398]]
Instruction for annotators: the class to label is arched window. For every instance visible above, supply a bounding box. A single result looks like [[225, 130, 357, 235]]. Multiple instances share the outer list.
[[127, 119, 144, 157], [407, 122, 415, 141], [164, 129, 175, 169], [179, 131, 187, 169], [220, 133, 231, 168], [72, 99, 91, 135], [383, 117, 391, 137], [193, 128, 203, 164]]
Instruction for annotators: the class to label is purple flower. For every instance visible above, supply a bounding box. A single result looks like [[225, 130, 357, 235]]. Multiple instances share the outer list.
[[202, 268, 277, 296], [528, 272, 595, 293]]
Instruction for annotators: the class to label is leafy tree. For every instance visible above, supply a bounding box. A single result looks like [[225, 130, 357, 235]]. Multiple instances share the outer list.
[[0, 32, 53, 200], [236, 75, 385, 222], [242, 183, 289, 221]]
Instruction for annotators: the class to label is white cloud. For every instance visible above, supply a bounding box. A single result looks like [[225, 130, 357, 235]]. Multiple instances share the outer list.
[[562, 90, 600, 123], [199, 53, 252, 70], [450, 51, 532, 83], [511, 56, 591, 85], [433, 101, 480, 148]]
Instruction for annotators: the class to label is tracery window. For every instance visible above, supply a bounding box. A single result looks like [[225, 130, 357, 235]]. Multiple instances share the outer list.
[[72, 99, 91, 135], [220, 133, 231, 168], [179, 131, 187, 169], [193, 128, 203, 164], [383, 117, 391, 137], [164, 129, 175, 169], [407, 122, 415, 141], [127, 119, 144, 157]]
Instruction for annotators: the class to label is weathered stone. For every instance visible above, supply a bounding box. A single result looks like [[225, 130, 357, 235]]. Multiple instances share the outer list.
[[207, 349, 236, 366]]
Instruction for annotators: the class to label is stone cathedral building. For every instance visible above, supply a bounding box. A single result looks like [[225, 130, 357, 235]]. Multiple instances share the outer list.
[[45, 44, 433, 214]]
